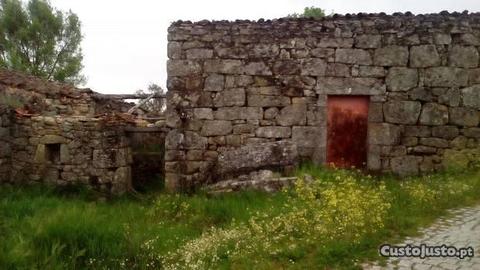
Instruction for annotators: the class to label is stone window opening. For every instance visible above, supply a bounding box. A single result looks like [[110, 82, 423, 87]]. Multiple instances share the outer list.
[[45, 143, 61, 164]]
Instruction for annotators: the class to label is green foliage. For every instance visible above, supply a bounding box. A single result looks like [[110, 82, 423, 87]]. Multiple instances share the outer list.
[[0, 0, 85, 85], [1, 168, 480, 269], [134, 83, 166, 116], [287, 6, 326, 18]]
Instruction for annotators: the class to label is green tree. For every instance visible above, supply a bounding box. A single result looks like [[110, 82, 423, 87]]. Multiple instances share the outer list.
[[0, 0, 85, 85], [288, 6, 326, 18], [134, 83, 166, 116]]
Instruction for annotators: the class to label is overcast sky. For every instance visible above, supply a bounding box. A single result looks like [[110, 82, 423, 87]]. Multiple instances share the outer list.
[[49, 0, 480, 94]]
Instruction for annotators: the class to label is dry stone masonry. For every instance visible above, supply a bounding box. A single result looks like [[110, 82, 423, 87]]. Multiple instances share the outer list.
[[166, 12, 480, 191], [0, 70, 159, 194]]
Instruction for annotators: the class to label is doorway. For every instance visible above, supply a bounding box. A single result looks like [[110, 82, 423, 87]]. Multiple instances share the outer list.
[[327, 95, 369, 168]]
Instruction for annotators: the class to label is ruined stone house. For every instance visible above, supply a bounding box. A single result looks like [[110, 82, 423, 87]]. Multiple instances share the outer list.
[[0, 70, 167, 194], [2, 12, 480, 193]]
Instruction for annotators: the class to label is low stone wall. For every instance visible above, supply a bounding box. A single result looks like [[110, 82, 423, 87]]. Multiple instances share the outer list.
[[166, 12, 480, 190], [0, 106, 12, 182], [9, 115, 133, 193], [0, 69, 131, 116]]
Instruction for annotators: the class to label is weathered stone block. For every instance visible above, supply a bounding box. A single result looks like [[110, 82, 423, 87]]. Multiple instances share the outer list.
[[432, 126, 459, 139], [166, 130, 207, 150], [216, 141, 298, 176], [201, 120, 233, 136], [250, 44, 279, 58], [391, 156, 419, 176], [264, 107, 279, 119], [461, 85, 480, 109], [420, 137, 449, 148], [204, 60, 243, 74], [33, 144, 46, 163], [383, 101, 421, 125], [186, 48, 213, 59], [419, 103, 449, 126], [39, 135, 68, 144], [193, 108, 213, 120], [463, 128, 480, 138], [448, 46, 479, 68], [60, 144, 70, 164], [438, 88, 461, 107], [301, 59, 327, 76], [167, 60, 202, 76], [310, 48, 334, 58], [433, 33, 451, 44], [276, 104, 307, 126], [167, 42, 182, 59], [243, 62, 272, 76], [424, 67, 468, 87], [204, 74, 224, 92], [273, 60, 301, 75], [216, 46, 248, 59], [368, 102, 383, 122], [404, 125, 431, 137], [326, 63, 350, 77], [469, 69, 480, 85], [213, 107, 263, 120], [247, 95, 290, 107], [402, 137, 418, 147], [292, 127, 321, 148], [335, 49, 372, 65], [247, 86, 280, 96], [357, 66, 385, 77], [386, 67, 418, 91], [213, 88, 245, 107], [113, 167, 131, 194], [315, 77, 385, 95], [317, 37, 353, 48], [411, 146, 437, 155], [409, 87, 434, 102], [409, 45, 441, 67], [449, 107, 479, 127], [355, 34, 382, 48], [255, 126, 291, 138], [368, 123, 402, 145], [450, 136, 468, 149], [374, 46, 409, 66]]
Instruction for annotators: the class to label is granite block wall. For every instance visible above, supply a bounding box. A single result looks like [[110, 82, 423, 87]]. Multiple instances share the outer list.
[[9, 116, 133, 193], [165, 12, 480, 190], [0, 106, 12, 182]]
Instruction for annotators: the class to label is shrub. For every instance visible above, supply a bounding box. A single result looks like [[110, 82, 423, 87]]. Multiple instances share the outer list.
[[160, 171, 391, 269]]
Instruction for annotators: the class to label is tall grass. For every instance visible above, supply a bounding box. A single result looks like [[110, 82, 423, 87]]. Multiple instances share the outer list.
[[1, 166, 480, 269]]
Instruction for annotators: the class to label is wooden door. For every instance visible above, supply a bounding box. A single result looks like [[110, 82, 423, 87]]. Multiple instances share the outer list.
[[327, 96, 369, 168]]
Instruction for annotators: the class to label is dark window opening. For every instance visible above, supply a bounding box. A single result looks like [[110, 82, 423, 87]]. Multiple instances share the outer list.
[[46, 143, 61, 164]]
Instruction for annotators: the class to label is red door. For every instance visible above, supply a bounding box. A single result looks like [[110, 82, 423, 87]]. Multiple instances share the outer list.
[[327, 96, 369, 169]]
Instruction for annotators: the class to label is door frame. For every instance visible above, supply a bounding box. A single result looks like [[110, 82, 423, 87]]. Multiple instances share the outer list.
[[313, 87, 386, 172]]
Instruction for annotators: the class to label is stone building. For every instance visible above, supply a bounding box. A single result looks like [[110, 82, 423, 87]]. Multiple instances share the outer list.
[[165, 12, 480, 191], [0, 70, 166, 194]]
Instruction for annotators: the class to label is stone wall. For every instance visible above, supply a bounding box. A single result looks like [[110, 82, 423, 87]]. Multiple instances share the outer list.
[[166, 12, 480, 190], [0, 69, 136, 194], [0, 106, 12, 182], [0, 69, 131, 116], [9, 115, 132, 193]]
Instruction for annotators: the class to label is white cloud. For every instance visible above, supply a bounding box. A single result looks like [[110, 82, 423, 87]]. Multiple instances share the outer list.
[[49, 0, 480, 93]]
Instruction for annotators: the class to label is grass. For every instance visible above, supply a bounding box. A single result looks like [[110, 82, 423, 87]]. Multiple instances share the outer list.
[[0, 165, 479, 269]]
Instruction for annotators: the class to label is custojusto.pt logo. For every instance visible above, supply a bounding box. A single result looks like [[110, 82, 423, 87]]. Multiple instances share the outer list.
[[379, 244, 474, 259]]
